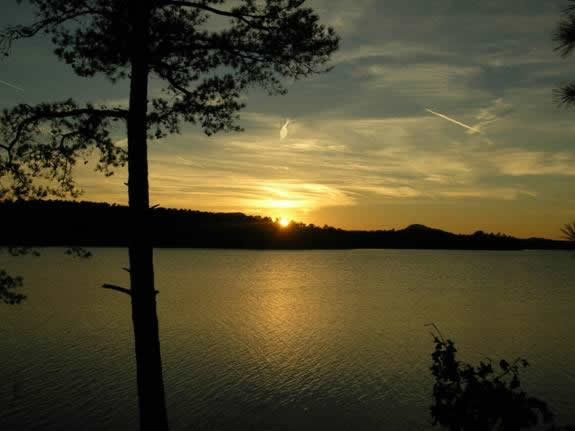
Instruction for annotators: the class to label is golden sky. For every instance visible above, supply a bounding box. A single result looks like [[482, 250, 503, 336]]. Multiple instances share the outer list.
[[2, 0, 575, 239]]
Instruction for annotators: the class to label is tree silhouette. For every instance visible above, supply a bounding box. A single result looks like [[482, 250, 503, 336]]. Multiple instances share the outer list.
[[427, 325, 557, 431], [0, 1, 339, 430], [554, 0, 575, 106], [561, 222, 575, 241], [553, 2, 575, 240]]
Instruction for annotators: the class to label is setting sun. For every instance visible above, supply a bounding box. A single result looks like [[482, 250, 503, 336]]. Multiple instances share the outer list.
[[278, 217, 290, 228]]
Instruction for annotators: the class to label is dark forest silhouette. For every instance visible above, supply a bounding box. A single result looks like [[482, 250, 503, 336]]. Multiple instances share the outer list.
[[1, 199, 573, 251]]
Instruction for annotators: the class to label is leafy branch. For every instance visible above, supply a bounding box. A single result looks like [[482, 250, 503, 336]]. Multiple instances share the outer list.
[[560, 222, 575, 242], [427, 324, 557, 430]]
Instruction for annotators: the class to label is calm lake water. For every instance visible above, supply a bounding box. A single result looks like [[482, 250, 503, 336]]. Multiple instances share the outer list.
[[1, 248, 575, 430]]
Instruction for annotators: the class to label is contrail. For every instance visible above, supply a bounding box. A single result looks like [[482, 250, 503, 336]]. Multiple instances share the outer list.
[[0, 79, 24, 92], [425, 108, 480, 134], [280, 119, 290, 140]]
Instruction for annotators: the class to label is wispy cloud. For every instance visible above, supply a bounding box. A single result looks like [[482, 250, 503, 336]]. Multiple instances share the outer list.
[[314, 0, 374, 37], [0, 78, 24, 92], [361, 63, 482, 100], [333, 41, 450, 64], [347, 185, 421, 198], [493, 151, 575, 177], [176, 155, 204, 168], [438, 188, 537, 201]]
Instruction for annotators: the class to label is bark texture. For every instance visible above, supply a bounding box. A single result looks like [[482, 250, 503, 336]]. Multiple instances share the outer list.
[[127, 2, 169, 430]]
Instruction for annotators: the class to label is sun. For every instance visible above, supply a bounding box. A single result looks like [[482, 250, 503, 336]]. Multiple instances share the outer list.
[[278, 216, 290, 228]]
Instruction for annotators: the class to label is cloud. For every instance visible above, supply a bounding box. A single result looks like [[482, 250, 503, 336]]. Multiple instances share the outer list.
[[176, 155, 204, 168], [249, 182, 355, 211], [438, 188, 537, 201], [360, 63, 483, 100], [425, 175, 450, 184], [493, 151, 575, 176], [333, 41, 451, 64], [470, 98, 513, 133], [347, 185, 421, 198], [312, 0, 375, 37], [146, 172, 356, 217]]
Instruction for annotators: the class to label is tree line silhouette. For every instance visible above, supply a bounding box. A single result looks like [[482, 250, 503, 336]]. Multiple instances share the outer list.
[[1, 199, 573, 251]]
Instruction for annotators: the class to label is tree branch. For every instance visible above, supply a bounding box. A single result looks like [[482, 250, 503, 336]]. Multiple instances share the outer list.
[[6, 107, 127, 151], [157, 1, 269, 30], [101, 283, 132, 296], [1, 101, 128, 200], [0, 5, 117, 56]]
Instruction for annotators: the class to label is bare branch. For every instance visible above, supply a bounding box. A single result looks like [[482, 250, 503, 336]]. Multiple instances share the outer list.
[[101, 283, 132, 296]]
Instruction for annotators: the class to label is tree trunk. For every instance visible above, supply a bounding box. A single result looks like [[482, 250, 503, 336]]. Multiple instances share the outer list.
[[127, 2, 169, 430]]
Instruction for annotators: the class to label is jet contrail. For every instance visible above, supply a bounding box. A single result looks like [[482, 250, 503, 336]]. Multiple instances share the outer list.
[[425, 108, 480, 134], [0, 79, 24, 92], [280, 119, 290, 140]]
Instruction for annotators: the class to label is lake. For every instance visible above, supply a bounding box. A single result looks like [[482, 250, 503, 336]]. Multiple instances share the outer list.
[[1, 248, 575, 430]]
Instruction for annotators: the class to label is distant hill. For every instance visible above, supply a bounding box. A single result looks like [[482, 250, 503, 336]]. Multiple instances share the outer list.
[[0, 199, 572, 251]]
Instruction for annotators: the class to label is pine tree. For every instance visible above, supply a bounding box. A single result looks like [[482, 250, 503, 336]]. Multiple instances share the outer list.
[[554, 0, 575, 106], [0, 1, 339, 429]]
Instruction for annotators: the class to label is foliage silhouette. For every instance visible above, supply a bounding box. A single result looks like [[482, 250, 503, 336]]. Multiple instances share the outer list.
[[561, 222, 575, 241], [0, 1, 339, 430], [428, 325, 575, 431], [554, 0, 575, 107], [0, 247, 37, 304], [553, 2, 575, 247]]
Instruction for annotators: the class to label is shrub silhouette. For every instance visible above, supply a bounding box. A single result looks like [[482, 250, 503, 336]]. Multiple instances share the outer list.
[[428, 325, 560, 430]]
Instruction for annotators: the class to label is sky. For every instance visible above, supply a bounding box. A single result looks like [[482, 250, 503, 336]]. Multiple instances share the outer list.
[[1, 0, 575, 239]]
